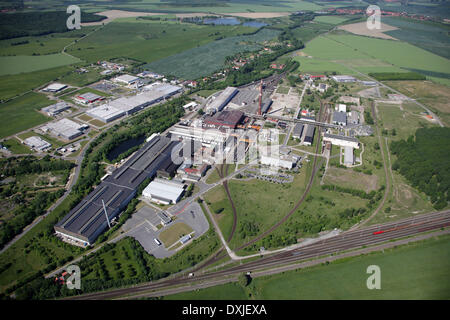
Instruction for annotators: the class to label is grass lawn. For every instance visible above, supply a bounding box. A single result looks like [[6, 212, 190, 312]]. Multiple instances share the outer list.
[[2, 138, 32, 154], [89, 119, 106, 127], [195, 89, 219, 98], [276, 86, 290, 94], [0, 92, 52, 139], [159, 222, 194, 248], [314, 15, 352, 25], [0, 54, 80, 76]]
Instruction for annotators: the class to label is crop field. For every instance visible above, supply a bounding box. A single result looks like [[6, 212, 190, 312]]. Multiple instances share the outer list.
[[67, 20, 257, 64], [0, 54, 80, 76], [0, 92, 52, 139], [290, 22, 334, 44], [146, 28, 280, 79], [313, 15, 352, 25], [382, 17, 450, 60]]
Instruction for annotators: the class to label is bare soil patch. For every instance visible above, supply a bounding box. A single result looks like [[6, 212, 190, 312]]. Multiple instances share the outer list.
[[82, 10, 167, 26], [338, 22, 398, 40]]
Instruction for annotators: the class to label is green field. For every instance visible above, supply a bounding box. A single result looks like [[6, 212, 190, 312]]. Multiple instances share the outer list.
[[146, 28, 280, 79], [67, 20, 257, 65], [314, 15, 351, 25], [294, 33, 450, 85], [163, 235, 450, 299], [0, 92, 52, 139], [2, 138, 32, 154], [159, 222, 193, 248], [0, 54, 80, 76]]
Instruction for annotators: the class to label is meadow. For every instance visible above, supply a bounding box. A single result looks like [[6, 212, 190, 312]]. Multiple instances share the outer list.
[[145, 28, 280, 79], [313, 15, 352, 25], [0, 54, 80, 76], [0, 92, 52, 139]]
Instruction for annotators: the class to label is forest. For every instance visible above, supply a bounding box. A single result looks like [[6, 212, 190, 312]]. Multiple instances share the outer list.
[[390, 127, 450, 209]]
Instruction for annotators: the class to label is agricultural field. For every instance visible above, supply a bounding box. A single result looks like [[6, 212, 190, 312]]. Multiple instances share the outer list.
[[146, 28, 280, 79], [0, 54, 80, 76], [313, 15, 352, 25], [0, 92, 52, 139], [382, 17, 450, 59], [67, 19, 258, 65], [294, 33, 450, 85]]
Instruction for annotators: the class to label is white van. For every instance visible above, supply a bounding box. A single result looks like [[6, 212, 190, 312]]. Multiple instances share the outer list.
[[154, 238, 162, 246]]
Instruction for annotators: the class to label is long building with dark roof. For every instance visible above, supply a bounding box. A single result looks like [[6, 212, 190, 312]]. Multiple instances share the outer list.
[[54, 135, 180, 246]]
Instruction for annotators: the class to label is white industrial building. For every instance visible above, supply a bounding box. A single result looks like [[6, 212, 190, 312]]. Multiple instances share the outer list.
[[41, 118, 88, 140], [206, 87, 238, 114], [170, 125, 228, 147], [42, 83, 68, 93], [23, 136, 51, 151], [87, 83, 182, 123], [260, 154, 299, 169], [142, 179, 185, 205], [41, 102, 70, 116], [336, 104, 347, 113], [323, 133, 359, 149], [343, 146, 354, 166], [183, 101, 198, 110], [331, 75, 357, 83], [113, 74, 140, 85]]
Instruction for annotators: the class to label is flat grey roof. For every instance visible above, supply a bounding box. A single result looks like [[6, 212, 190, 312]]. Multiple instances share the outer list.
[[324, 133, 359, 143]]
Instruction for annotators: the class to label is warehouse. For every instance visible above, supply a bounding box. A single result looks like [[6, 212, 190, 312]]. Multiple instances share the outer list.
[[113, 74, 140, 85], [331, 75, 357, 83], [303, 125, 316, 146], [41, 102, 70, 116], [292, 123, 304, 139], [142, 179, 184, 205], [348, 111, 359, 125], [87, 83, 182, 123], [260, 154, 299, 169], [332, 111, 347, 126], [55, 135, 180, 245], [206, 87, 238, 114], [170, 125, 228, 147], [203, 110, 244, 129], [344, 146, 354, 166], [323, 133, 359, 149], [23, 136, 51, 151], [40, 118, 88, 140], [75, 92, 104, 105], [42, 83, 67, 92]]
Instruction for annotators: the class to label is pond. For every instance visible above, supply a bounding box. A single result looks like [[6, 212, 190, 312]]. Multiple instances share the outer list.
[[106, 135, 146, 162], [203, 17, 241, 25]]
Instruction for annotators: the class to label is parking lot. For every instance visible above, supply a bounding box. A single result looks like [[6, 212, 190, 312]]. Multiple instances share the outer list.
[[121, 202, 209, 258]]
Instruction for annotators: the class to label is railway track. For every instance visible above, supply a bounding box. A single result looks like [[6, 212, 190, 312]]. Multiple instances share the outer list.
[[67, 210, 450, 300]]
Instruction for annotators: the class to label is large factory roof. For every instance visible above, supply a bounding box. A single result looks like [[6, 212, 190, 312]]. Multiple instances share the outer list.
[[207, 87, 238, 112], [55, 135, 179, 244], [204, 110, 244, 128], [323, 133, 359, 143]]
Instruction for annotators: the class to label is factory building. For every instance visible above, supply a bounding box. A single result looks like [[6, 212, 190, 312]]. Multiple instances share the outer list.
[[323, 133, 360, 149], [260, 154, 299, 169], [292, 123, 304, 140], [87, 83, 182, 123], [113, 74, 140, 85], [343, 146, 354, 166], [206, 87, 238, 114], [332, 111, 347, 126], [170, 125, 228, 147], [261, 99, 273, 114], [54, 135, 180, 246], [23, 136, 51, 151], [40, 118, 88, 140], [142, 179, 185, 205], [348, 111, 359, 125], [331, 75, 357, 83], [203, 110, 244, 129], [41, 102, 70, 116], [42, 83, 68, 93], [75, 92, 104, 105], [303, 125, 316, 146]]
